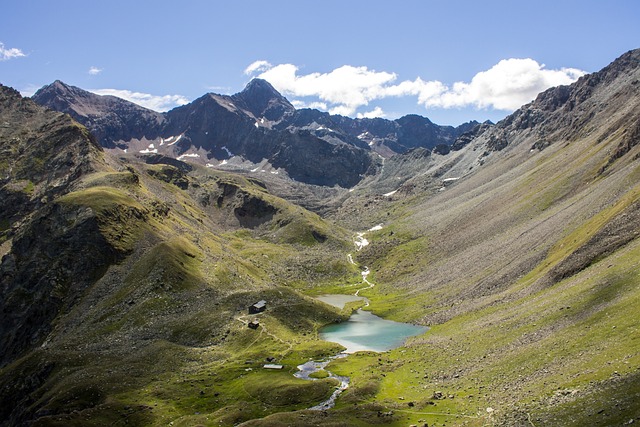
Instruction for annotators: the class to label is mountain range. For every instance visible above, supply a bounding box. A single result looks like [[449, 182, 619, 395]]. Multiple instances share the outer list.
[[1, 48, 639, 426], [32, 79, 483, 188]]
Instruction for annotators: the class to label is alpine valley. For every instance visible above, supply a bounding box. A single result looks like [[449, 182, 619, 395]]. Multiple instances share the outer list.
[[1, 49, 639, 426]]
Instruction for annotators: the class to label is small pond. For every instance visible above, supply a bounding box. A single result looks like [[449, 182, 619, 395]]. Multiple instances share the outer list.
[[319, 308, 428, 353]]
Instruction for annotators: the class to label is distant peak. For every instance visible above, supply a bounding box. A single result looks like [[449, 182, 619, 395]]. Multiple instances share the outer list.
[[242, 78, 278, 93], [36, 80, 79, 96], [239, 78, 285, 100], [234, 78, 294, 121], [50, 80, 73, 90]]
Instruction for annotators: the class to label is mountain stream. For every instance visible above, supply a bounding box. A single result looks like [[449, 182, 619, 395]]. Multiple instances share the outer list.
[[295, 224, 427, 410]]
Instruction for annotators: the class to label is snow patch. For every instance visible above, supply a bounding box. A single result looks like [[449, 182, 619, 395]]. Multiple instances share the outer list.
[[139, 148, 158, 154], [221, 146, 234, 157], [219, 159, 228, 165], [251, 166, 260, 172], [165, 134, 183, 146], [177, 153, 200, 161], [442, 177, 460, 184], [368, 224, 383, 232], [254, 121, 259, 128], [316, 126, 335, 133], [383, 189, 398, 197], [354, 233, 369, 251]]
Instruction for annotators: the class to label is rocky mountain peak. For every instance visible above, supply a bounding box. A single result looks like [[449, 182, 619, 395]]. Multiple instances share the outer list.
[[32, 80, 165, 149], [233, 78, 295, 121]]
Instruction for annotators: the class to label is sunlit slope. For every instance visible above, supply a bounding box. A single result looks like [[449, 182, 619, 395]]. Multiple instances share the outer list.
[[0, 131, 360, 425], [339, 49, 640, 425]]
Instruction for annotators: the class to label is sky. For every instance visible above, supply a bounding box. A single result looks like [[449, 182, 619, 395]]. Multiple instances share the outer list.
[[1, 0, 639, 125]]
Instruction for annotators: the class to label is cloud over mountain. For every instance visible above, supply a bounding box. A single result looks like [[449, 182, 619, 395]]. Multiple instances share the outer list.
[[246, 58, 585, 116], [0, 42, 26, 61], [89, 88, 189, 112]]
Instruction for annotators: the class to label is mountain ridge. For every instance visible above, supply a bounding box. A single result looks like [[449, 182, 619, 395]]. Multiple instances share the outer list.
[[32, 79, 482, 188]]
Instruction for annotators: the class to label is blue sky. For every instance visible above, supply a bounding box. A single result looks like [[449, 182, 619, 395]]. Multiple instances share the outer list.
[[1, 0, 639, 125]]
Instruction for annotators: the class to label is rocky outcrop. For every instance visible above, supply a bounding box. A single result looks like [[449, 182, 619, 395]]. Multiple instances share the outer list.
[[32, 81, 165, 148], [203, 180, 279, 229], [451, 121, 493, 151], [232, 78, 295, 122], [482, 49, 640, 158], [0, 84, 103, 237]]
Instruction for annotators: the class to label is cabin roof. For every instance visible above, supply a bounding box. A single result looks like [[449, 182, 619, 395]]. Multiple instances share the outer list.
[[263, 364, 283, 370]]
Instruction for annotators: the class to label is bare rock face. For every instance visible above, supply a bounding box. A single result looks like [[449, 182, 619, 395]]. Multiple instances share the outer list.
[[232, 78, 295, 122], [32, 80, 165, 148], [482, 49, 640, 156]]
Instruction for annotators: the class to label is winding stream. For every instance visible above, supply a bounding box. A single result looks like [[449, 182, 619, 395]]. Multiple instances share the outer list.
[[294, 355, 350, 410], [295, 224, 428, 410]]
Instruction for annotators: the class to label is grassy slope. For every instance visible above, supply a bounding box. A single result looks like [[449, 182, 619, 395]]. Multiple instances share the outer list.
[[36, 119, 634, 426], [320, 102, 640, 426], [0, 158, 367, 426]]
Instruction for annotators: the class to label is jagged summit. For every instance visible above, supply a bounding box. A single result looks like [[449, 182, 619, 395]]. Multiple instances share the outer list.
[[239, 78, 281, 98], [233, 78, 295, 121]]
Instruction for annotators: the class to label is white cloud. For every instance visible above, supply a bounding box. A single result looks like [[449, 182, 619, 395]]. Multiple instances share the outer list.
[[206, 85, 232, 94], [357, 106, 386, 119], [20, 84, 42, 98], [245, 58, 585, 116], [0, 42, 26, 61], [89, 89, 190, 112], [255, 63, 398, 116], [244, 60, 272, 75], [291, 100, 328, 110], [88, 66, 103, 75], [422, 58, 586, 110]]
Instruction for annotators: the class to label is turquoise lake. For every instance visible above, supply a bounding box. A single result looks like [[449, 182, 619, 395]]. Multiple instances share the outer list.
[[319, 309, 428, 353]]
